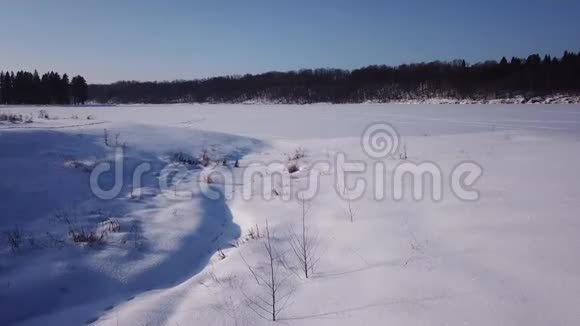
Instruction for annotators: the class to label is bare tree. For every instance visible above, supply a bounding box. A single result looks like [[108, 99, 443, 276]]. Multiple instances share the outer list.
[[241, 221, 292, 321], [346, 199, 355, 223], [288, 199, 320, 278], [343, 186, 355, 223]]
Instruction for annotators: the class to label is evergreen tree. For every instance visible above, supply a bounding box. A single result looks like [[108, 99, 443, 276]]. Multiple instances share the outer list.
[[71, 75, 89, 104], [32, 70, 41, 104], [1, 72, 13, 104], [0, 71, 4, 104], [60, 73, 70, 104], [0, 69, 86, 104], [47, 72, 61, 104]]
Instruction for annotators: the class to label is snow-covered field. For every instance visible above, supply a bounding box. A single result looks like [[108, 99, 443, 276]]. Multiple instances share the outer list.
[[1, 104, 580, 326]]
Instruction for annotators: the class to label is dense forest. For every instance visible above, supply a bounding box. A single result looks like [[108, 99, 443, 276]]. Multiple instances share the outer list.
[[0, 70, 88, 105], [89, 51, 580, 104], [3, 51, 580, 105]]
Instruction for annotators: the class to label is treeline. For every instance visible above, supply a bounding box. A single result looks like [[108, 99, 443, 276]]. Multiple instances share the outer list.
[[0, 70, 88, 105], [89, 51, 580, 104]]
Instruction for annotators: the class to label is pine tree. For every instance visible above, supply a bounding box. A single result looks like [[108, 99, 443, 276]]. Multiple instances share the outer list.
[[48, 72, 61, 104], [2, 72, 13, 104], [71, 75, 89, 104], [0, 69, 83, 104], [0, 71, 4, 104], [60, 73, 70, 104], [32, 70, 41, 104]]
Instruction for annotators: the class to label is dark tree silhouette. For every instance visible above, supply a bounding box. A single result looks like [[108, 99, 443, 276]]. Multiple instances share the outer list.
[[0, 69, 85, 105], [60, 73, 70, 104], [88, 51, 580, 104], [71, 75, 89, 104], [3, 51, 580, 105]]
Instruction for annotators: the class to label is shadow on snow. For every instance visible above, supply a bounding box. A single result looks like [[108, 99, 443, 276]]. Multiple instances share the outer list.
[[0, 128, 263, 325]]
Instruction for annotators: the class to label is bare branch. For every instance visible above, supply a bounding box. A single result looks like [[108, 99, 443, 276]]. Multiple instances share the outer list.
[[241, 221, 293, 321], [288, 199, 321, 279]]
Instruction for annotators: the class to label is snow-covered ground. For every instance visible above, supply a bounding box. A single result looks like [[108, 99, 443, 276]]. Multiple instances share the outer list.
[[1, 104, 580, 325]]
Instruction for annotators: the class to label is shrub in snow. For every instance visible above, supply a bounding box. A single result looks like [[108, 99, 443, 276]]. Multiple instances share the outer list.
[[217, 248, 226, 260], [287, 162, 299, 174], [399, 144, 408, 160], [102, 218, 121, 233], [288, 147, 307, 160], [103, 129, 123, 147], [170, 149, 232, 168], [2, 227, 23, 253], [170, 151, 200, 166], [0, 113, 20, 123], [0, 112, 32, 124], [286, 147, 306, 173], [247, 224, 262, 240], [229, 239, 241, 248], [1, 227, 40, 253], [205, 174, 215, 184], [69, 228, 104, 245], [201, 148, 212, 167], [38, 110, 49, 119], [52, 210, 122, 247]]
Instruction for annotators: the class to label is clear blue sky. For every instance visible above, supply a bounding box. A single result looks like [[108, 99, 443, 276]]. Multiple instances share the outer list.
[[1, 0, 579, 83]]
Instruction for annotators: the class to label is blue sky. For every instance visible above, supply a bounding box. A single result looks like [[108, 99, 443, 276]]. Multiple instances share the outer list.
[[1, 0, 579, 83]]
